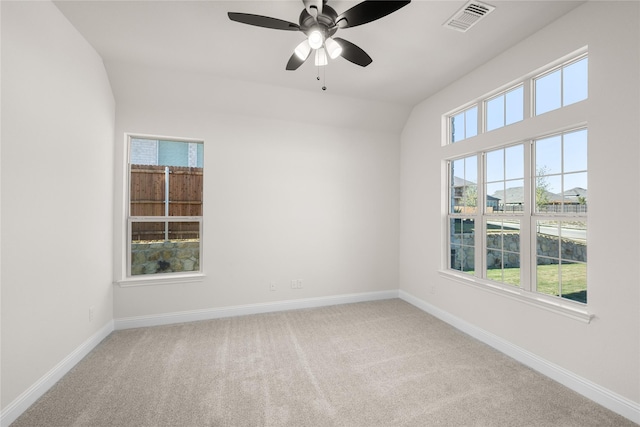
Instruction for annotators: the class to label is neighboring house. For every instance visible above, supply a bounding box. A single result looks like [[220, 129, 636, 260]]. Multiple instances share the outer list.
[[562, 187, 588, 205], [491, 186, 587, 212], [452, 176, 500, 212], [131, 138, 203, 168]]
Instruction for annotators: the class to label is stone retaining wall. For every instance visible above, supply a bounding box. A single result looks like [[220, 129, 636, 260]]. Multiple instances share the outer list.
[[131, 240, 200, 275], [451, 232, 586, 271]]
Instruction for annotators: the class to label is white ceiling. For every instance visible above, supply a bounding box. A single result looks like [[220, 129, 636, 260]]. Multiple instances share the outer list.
[[54, 0, 584, 108]]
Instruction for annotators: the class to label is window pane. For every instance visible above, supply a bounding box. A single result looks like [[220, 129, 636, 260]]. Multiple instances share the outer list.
[[450, 218, 475, 273], [535, 70, 561, 115], [537, 262, 560, 298], [465, 185, 478, 213], [130, 138, 158, 165], [536, 220, 559, 257], [465, 106, 478, 138], [504, 179, 524, 210], [169, 167, 204, 216], [130, 139, 203, 217], [451, 112, 464, 142], [563, 129, 588, 172], [465, 156, 478, 184], [130, 165, 203, 217], [451, 156, 478, 214], [486, 95, 505, 132], [158, 140, 190, 167], [563, 173, 587, 212], [561, 222, 587, 262], [536, 219, 586, 302], [486, 249, 503, 272], [486, 149, 504, 182], [536, 175, 561, 213], [452, 158, 465, 178], [505, 144, 524, 180], [536, 135, 562, 175], [561, 262, 587, 303], [563, 172, 587, 194], [130, 165, 165, 216], [505, 86, 524, 125], [450, 243, 463, 271], [563, 57, 588, 106], [486, 219, 520, 286], [131, 221, 200, 275]]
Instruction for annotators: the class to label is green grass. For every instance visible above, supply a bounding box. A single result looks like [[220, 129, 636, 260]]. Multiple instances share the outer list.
[[470, 263, 587, 303]]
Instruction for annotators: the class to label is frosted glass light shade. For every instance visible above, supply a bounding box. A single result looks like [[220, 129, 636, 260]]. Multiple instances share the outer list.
[[314, 48, 328, 66], [325, 37, 342, 59], [308, 30, 324, 49], [294, 40, 311, 60]]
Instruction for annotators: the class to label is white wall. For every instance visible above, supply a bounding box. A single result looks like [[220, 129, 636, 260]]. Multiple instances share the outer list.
[[110, 63, 401, 319], [400, 0, 639, 407], [1, 0, 115, 411]]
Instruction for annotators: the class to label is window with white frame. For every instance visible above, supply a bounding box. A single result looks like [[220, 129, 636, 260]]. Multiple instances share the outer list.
[[485, 85, 524, 132], [535, 55, 588, 116], [445, 51, 588, 306], [450, 104, 478, 143], [447, 129, 587, 303], [127, 136, 204, 277]]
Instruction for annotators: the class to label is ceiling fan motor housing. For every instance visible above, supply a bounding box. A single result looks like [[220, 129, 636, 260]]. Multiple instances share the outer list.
[[299, 5, 339, 38]]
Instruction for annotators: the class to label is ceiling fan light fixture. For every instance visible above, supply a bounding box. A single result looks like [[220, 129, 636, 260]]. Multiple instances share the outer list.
[[308, 29, 324, 49], [294, 39, 311, 60], [325, 37, 342, 59], [314, 47, 328, 66]]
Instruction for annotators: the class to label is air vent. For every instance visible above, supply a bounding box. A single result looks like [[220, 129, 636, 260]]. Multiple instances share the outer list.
[[443, 1, 495, 33]]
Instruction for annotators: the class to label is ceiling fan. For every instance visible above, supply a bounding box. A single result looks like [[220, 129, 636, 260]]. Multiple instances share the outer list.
[[228, 0, 411, 70]]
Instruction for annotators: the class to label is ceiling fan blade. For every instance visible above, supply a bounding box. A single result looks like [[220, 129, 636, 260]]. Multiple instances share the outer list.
[[333, 38, 372, 67], [302, 0, 323, 18], [336, 1, 411, 29], [286, 51, 309, 70], [228, 12, 300, 31]]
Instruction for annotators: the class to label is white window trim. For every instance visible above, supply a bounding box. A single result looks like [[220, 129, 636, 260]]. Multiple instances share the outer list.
[[438, 269, 592, 323], [445, 128, 587, 311], [442, 49, 589, 320], [115, 133, 206, 287]]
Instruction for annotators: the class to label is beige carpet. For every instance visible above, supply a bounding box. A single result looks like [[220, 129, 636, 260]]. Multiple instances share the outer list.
[[12, 299, 635, 426]]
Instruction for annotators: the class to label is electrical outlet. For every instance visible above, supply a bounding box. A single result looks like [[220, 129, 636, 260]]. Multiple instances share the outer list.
[[89, 306, 95, 323], [270, 282, 277, 291], [297, 280, 303, 289], [291, 280, 303, 289]]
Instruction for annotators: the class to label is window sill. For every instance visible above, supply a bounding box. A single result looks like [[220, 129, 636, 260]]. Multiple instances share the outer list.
[[115, 273, 206, 288], [438, 270, 593, 323]]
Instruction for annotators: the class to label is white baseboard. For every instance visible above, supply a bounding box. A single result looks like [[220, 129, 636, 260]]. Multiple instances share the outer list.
[[114, 290, 400, 330], [1, 320, 115, 427], [398, 290, 640, 425]]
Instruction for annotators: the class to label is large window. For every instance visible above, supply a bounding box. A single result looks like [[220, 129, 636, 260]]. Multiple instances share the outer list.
[[445, 51, 588, 307], [447, 129, 587, 304], [127, 136, 204, 277]]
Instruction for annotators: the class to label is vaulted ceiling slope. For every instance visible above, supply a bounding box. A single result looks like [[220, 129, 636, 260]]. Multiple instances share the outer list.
[[54, 1, 584, 127]]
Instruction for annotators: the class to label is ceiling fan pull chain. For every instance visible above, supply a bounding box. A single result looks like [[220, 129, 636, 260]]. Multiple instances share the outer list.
[[322, 65, 327, 91]]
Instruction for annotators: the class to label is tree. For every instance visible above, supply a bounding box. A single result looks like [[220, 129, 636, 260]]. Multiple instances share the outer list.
[[536, 166, 551, 212], [463, 185, 478, 209]]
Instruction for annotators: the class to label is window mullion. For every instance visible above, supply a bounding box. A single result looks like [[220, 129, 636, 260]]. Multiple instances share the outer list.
[[524, 77, 533, 119], [476, 153, 485, 279], [522, 140, 533, 291]]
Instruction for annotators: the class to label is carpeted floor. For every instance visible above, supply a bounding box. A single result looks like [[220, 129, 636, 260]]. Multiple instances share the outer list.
[[12, 299, 636, 426]]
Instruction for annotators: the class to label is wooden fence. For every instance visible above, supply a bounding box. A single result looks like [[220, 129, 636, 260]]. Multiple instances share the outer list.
[[130, 165, 203, 242]]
